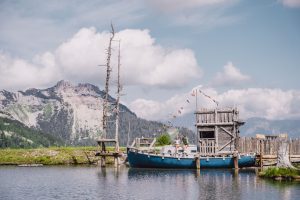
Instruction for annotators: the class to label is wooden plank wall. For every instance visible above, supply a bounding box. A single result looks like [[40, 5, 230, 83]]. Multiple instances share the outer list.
[[238, 137, 300, 155], [290, 138, 300, 155], [196, 109, 235, 124]]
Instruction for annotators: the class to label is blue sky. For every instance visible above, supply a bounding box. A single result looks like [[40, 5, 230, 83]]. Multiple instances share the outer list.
[[0, 0, 300, 120]]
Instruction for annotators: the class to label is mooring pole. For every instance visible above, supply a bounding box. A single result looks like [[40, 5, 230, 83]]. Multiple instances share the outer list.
[[196, 156, 201, 170], [260, 140, 263, 168], [233, 151, 239, 169], [101, 142, 106, 167], [196, 156, 201, 177]]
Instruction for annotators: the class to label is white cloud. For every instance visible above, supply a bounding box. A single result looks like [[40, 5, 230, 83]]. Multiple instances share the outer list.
[[130, 86, 300, 121], [0, 27, 201, 91], [0, 52, 61, 91], [130, 95, 193, 121], [280, 0, 300, 8], [56, 27, 201, 88], [218, 88, 299, 120], [130, 86, 216, 120], [212, 62, 250, 87]]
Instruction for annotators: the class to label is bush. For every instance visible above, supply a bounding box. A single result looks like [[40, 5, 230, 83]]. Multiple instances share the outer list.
[[156, 134, 171, 146]]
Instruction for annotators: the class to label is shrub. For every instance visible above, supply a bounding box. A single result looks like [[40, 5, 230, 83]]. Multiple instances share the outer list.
[[156, 134, 171, 146]]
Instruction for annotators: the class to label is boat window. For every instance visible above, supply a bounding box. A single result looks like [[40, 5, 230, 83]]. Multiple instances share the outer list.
[[178, 150, 184, 153], [199, 131, 215, 139], [191, 150, 197, 153], [167, 150, 171, 154]]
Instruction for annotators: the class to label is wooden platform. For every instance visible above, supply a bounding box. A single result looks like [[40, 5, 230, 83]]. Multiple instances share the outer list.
[[97, 139, 118, 143], [95, 151, 123, 157], [96, 138, 121, 167], [256, 154, 300, 166]]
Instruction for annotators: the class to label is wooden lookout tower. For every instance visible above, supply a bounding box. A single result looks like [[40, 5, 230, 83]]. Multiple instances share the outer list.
[[195, 108, 245, 156]]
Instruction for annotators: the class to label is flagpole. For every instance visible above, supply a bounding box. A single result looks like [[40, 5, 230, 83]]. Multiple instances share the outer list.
[[196, 89, 198, 111]]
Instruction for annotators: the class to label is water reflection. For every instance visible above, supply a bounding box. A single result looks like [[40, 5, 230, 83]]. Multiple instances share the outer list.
[[126, 168, 260, 200], [0, 166, 299, 200], [128, 168, 197, 179]]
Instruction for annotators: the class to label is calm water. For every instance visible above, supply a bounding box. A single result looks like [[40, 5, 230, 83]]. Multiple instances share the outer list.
[[0, 166, 299, 200]]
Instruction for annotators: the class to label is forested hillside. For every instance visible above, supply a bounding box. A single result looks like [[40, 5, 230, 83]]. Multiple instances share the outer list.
[[0, 117, 63, 148]]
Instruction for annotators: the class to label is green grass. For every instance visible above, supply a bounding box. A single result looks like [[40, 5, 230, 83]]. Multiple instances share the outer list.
[[0, 146, 126, 165], [259, 167, 300, 178]]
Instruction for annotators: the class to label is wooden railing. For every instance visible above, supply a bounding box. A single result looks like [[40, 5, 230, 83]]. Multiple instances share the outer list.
[[199, 139, 216, 156], [131, 138, 156, 150]]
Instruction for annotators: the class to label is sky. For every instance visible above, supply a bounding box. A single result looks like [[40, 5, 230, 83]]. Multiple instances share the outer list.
[[0, 0, 300, 121]]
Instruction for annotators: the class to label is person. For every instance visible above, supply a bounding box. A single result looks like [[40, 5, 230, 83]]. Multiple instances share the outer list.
[[182, 135, 189, 152], [174, 136, 180, 153]]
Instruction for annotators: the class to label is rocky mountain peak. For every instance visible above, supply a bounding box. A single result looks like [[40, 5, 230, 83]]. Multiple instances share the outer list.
[[51, 80, 104, 98], [54, 80, 74, 91], [0, 81, 180, 145]]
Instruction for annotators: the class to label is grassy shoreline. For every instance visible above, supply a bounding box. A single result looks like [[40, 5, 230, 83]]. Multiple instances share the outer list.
[[0, 146, 125, 165], [259, 167, 300, 181]]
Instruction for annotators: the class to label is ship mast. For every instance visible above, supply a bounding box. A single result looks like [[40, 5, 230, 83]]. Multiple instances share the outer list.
[[97, 24, 122, 167], [102, 24, 115, 139], [115, 40, 121, 152]]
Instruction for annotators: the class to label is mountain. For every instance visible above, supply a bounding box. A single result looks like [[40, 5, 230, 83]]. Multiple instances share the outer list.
[[240, 117, 300, 138], [171, 113, 300, 138], [0, 80, 195, 147]]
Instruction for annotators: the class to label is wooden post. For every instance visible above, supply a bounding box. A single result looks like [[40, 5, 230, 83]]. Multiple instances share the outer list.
[[260, 140, 263, 168], [196, 156, 201, 170], [101, 142, 106, 167], [214, 109, 218, 153], [234, 157, 238, 169], [289, 138, 292, 161], [114, 156, 119, 168], [233, 152, 239, 169]]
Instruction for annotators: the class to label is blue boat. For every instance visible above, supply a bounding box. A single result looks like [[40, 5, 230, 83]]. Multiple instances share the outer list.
[[127, 108, 256, 169], [127, 146, 256, 169]]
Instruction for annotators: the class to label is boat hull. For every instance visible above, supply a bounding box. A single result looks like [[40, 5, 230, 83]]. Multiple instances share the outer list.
[[127, 150, 256, 169]]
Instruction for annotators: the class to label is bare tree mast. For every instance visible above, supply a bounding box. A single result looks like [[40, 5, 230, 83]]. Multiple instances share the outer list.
[[115, 40, 121, 152], [102, 24, 115, 139]]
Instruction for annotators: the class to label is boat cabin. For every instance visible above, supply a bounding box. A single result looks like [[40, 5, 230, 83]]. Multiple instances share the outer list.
[[160, 145, 197, 155], [195, 108, 244, 156]]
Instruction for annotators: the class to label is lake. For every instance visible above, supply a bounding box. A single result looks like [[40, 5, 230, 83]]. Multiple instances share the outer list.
[[0, 166, 299, 200]]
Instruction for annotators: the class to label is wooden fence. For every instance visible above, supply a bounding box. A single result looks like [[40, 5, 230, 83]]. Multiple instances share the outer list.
[[238, 137, 300, 155]]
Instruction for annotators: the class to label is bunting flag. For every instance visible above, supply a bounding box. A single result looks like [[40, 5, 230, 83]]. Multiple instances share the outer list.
[[165, 89, 200, 129], [165, 88, 219, 130], [199, 89, 219, 106], [191, 90, 196, 96]]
